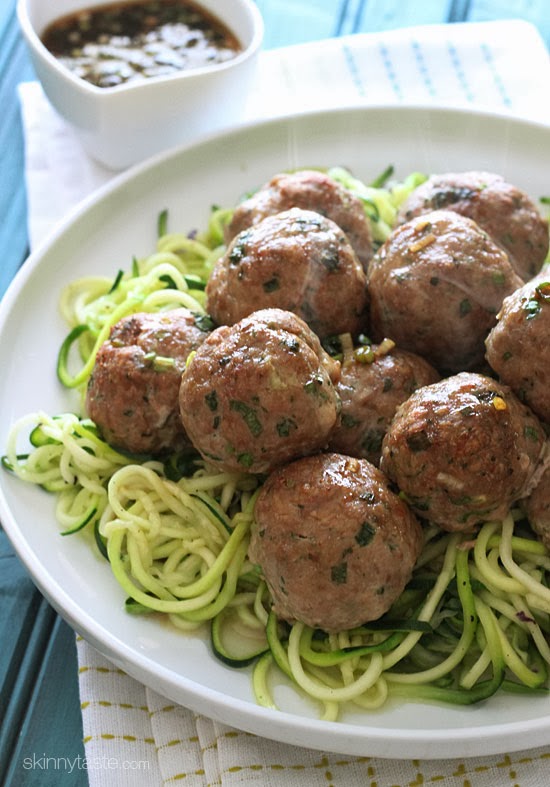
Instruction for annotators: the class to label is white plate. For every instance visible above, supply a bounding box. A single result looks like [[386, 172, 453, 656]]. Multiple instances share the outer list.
[[1, 106, 550, 759]]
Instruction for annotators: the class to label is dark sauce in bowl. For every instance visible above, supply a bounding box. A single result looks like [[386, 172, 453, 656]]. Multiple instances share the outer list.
[[41, 0, 243, 88]]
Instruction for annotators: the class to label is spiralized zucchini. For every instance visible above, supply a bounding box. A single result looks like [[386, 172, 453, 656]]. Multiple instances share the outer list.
[[327, 165, 427, 245], [4, 410, 550, 719], [3, 412, 132, 538], [56, 206, 229, 393], [3, 169, 550, 721], [253, 516, 550, 718]]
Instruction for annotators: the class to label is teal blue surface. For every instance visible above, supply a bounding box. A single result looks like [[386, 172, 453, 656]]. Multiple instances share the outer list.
[[1, 1, 548, 784]]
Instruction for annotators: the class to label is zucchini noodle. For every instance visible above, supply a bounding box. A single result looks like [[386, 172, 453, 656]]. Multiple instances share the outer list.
[[56, 206, 228, 392], [328, 165, 427, 245], [3, 412, 133, 537], [3, 170, 550, 722]]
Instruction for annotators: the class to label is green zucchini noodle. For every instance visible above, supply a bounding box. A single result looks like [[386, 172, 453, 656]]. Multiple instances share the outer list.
[[252, 518, 550, 717], [4, 412, 133, 535], [103, 464, 260, 626], [6, 408, 550, 717], [56, 206, 229, 392], [327, 165, 427, 245], [3, 168, 550, 722]]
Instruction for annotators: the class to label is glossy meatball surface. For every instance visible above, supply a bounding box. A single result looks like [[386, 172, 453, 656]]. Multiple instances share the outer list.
[[86, 308, 211, 455], [249, 452, 423, 632], [485, 273, 550, 423], [328, 343, 440, 465], [179, 309, 341, 474], [380, 372, 546, 532], [225, 169, 373, 270], [367, 209, 522, 373], [207, 208, 368, 339], [396, 170, 549, 281], [522, 460, 550, 550]]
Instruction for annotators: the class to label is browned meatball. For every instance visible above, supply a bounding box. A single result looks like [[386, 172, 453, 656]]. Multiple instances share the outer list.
[[485, 273, 550, 423], [178, 309, 341, 474], [86, 308, 211, 455], [522, 459, 550, 550], [206, 208, 368, 339], [380, 372, 546, 532], [367, 209, 522, 373], [225, 169, 373, 270], [396, 171, 548, 281], [249, 452, 423, 632], [327, 342, 440, 465]]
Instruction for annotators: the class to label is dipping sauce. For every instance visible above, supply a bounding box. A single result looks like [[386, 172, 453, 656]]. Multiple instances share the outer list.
[[41, 0, 243, 88]]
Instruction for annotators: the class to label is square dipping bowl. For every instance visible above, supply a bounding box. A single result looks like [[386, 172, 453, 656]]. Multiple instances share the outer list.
[[17, 0, 264, 170]]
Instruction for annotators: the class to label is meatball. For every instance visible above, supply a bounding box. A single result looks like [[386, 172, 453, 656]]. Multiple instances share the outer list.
[[328, 342, 440, 465], [522, 459, 550, 550], [225, 169, 373, 270], [178, 308, 341, 474], [367, 209, 523, 373], [396, 170, 548, 280], [485, 273, 550, 423], [86, 308, 211, 455], [206, 208, 368, 339], [249, 452, 423, 632], [380, 372, 546, 532]]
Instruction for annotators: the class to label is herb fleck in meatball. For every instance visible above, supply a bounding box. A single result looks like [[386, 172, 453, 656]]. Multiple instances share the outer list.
[[249, 452, 423, 632], [485, 273, 550, 423], [380, 372, 546, 532], [396, 170, 549, 280], [86, 308, 212, 455], [225, 169, 373, 270], [206, 208, 369, 339], [328, 342, 440, 465], [178, 308, 341, 474], [367, 209, 522, 373]]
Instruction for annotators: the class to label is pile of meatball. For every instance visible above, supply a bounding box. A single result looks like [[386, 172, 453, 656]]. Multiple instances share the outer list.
[[85, 168, 550, 634]]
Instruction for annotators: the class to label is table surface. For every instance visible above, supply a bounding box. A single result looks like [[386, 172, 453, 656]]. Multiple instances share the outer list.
[[1, 1, 549, 784]]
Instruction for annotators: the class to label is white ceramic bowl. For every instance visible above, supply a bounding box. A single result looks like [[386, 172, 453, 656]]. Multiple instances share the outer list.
[[17, 0, 264, 170]]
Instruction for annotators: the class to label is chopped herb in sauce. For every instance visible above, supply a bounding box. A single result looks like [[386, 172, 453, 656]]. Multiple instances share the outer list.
[[524, 281, 550, 320], [142, 351, 176, 370], [41, 0, 242, 89], [354, 345, 375, 364], [193, 313, 215, 332]]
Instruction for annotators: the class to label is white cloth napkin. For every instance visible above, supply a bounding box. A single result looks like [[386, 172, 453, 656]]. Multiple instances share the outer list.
[[18, 19, 550, 787]]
